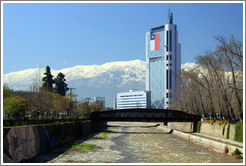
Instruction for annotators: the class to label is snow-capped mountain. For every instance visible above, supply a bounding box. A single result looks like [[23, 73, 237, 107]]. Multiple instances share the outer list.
[[3, 60, 196, 107]]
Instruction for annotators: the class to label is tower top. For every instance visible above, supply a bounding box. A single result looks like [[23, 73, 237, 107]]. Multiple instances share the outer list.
[[168, 8, 173, 24]]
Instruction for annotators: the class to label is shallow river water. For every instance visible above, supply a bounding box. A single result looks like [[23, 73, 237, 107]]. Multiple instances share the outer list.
[[25, 122, 243, 163]]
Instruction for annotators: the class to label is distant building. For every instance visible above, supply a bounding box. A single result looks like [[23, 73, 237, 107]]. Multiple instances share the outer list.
[[146, 9, 181, 109], [117, 90, 147, 109], [113, 98, 117, 110], [93, 97, 105, 109]]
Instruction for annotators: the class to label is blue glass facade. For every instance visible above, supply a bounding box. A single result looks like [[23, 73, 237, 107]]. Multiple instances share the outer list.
[[146, 26, 166, 109], [149, 59, 165, 108]]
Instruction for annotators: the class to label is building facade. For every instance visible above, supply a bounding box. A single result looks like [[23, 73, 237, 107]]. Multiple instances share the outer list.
[[93, 97, 105, 109], [117, 90, 147, 109], [146, 9, 181, 109]]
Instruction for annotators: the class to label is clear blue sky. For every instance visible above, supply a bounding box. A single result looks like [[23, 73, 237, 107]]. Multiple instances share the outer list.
[[3, 2, 244, 74]]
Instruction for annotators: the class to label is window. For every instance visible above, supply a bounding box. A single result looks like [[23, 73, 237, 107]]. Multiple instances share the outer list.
[[166, 70, 169, 89], [166, 31, 169, 52], [166, 55, 168, 60], [166, 64, 168, 66], [170, 30, 172, 51], [166, 93, 169, 98], [169, 55, 172, 60], [166, 31, 169, 45], [170, 70, 172, 89]]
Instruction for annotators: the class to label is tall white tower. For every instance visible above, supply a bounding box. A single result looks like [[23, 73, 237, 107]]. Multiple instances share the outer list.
[[146, 9, 181, 109]]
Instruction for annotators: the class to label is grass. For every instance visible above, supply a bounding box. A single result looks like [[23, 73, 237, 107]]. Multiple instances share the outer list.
[[101, 129, 114, 134], [58, 143, 96, 150], [65, 149, 88, 154]]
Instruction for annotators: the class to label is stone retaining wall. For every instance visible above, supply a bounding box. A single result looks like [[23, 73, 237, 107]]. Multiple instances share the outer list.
[[3, 120, 102, 163], [167, 122, 194, 132]]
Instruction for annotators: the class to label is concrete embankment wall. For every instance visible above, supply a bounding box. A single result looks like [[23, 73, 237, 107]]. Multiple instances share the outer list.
[[168, 122, 236, 141], [168, 122, 194, 132], [3, 120, 106, 163], [200, 123, 236, 141]]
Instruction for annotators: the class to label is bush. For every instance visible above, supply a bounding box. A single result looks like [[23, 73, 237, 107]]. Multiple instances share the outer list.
[[202, 120, 229, 125], [197, 121, 201, 133], [234, 122, 243, 142], [3, 96, 27, 120], [232, 148, 243, 159]]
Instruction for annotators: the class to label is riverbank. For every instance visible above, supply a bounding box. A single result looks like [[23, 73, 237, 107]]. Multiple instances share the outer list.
[[156, 125, 243, 158], [23, 122, 243, 163]]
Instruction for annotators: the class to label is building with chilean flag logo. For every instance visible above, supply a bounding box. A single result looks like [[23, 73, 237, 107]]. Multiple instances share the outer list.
[[146, 9, 181, 109]]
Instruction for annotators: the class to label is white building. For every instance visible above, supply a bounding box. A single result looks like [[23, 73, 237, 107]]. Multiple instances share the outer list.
[[117, 90, 147, 109], [146, 9, 181, 109]]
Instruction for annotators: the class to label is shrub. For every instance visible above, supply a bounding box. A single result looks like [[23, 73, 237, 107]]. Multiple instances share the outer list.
[[202, 120, 229, 125], [232, 148, 243, 159], [234, 122, 243, 142], [197, 121, 201, 133]]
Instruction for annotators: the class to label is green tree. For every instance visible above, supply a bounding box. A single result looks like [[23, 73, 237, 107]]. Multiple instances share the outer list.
[[4, 96, 27, 120], [3, 84, 13, 99], [54, 72, 69, 96], [90, 103, 101, 113], [42, 66, 55, 91], [28, 91, 54, 119], [77, 102, 90, 118], [52, 93, 70, 117]]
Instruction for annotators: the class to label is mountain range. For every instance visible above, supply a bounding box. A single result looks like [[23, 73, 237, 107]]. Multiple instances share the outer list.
[[3, 60, 197, 107]]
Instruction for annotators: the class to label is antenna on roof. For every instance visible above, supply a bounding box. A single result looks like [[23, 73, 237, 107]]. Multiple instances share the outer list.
[[168, 8, 173, 24]]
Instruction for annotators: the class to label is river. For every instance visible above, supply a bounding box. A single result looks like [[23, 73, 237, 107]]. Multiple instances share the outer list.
[[24, 122, 243, 163]]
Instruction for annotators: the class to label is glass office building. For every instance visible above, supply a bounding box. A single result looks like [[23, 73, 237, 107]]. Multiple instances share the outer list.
[[146, 10, 181, 109]]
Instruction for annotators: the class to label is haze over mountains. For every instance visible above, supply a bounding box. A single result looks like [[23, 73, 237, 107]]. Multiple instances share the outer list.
[[3, 60, 197, 107]]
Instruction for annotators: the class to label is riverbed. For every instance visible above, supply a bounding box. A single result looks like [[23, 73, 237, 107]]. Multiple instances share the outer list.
[[25, 122, 243, 163]]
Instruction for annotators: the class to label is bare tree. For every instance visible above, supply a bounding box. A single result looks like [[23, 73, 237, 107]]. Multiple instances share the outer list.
[[214, 36, 243, 121]]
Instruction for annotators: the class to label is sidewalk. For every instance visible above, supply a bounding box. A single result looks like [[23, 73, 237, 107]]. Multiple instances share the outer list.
[[156, 125, 243, 156]]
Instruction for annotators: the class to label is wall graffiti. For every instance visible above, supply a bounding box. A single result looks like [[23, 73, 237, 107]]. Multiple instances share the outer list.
[[3, 126, 48, 163], [3, 121, 92, 163]]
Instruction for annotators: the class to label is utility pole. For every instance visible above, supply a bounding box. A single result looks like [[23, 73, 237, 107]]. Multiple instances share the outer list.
[[69, 88, 76, 116]]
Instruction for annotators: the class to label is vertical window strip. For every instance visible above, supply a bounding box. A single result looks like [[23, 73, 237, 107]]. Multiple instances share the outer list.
[[166, 31, 169, 46], [170, 30, 172, 52], [170, 70, 172, 89], [166, 69, 169, 89], [166, 30, 169, 52]]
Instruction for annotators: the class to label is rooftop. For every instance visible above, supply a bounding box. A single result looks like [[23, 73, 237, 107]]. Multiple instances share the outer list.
[[150, 25, 164, 30]]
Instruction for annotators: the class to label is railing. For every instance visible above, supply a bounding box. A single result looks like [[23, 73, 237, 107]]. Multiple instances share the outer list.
[[3, 118, 90, 127]]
